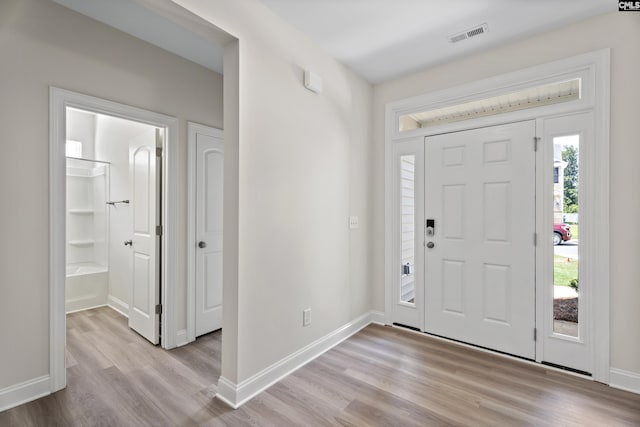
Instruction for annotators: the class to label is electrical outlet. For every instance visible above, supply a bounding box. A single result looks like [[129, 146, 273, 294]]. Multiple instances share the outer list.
[[303, 308, 311, 327], [349, 216, 359, 229]]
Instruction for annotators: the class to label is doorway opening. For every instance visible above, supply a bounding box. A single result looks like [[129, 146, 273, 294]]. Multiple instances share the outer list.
[[65, 108, 162, 341], [385, 50, 610, 382], [50, 88, 223, 394], [61, 106, 223, 396]]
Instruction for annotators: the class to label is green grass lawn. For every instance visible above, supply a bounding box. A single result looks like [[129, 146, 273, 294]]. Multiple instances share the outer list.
[[554, 254, 578, 287]]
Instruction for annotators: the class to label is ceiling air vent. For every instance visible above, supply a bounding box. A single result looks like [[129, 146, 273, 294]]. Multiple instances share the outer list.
[[449, 23, 488, 43]]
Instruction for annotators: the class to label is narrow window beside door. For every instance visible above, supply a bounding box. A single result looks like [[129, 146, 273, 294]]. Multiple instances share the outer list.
[[400, 155, 416, 305], [552, 135, 579, 337]]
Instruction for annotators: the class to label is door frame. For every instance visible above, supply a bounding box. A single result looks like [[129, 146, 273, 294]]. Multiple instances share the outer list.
[[49, 87, 179, 392], [186, 121, 224, 343], [384, 49, 610, 382]]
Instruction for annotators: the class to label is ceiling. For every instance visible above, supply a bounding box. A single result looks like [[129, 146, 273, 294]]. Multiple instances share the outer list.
[[54, 0, 614, 84], [52, 0, 224, 74], [259, 0, 613, 83]]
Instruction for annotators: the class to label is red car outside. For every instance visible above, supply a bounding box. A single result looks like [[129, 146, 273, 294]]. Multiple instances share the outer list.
[[554, 223, 572, 245]]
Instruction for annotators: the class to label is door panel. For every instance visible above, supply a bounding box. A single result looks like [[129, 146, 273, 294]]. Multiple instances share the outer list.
[[128, 128, 160, 344], [195, 130, 224, 337], [539, 113, 592, 373], [425, 121, 536, 359]]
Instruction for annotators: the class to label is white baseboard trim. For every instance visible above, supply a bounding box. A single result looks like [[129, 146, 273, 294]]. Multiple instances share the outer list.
[[0, 375, 50, 412], [369, 310, 386, 325], [610, 368, 640, 395], [107, 295, 129, 318], [65, 303, 107, 315], [216, 310, 375, 409], [216, 376, 238, 408], [176, 329, 190, 347]]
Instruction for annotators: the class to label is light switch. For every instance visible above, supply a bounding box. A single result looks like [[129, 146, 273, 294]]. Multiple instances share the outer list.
[[349, 216, 359, 229]]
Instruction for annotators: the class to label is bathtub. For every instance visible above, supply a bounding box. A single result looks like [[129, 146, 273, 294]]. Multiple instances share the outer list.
[[65, 263, 108, 313], [66, 263, 108, 277]]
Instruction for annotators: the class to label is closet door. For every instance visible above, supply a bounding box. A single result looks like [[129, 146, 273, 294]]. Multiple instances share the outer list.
[[195, 127, 224, 337]]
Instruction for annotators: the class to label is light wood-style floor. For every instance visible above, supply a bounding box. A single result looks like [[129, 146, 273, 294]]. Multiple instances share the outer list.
[[2, 307, 640, 426]]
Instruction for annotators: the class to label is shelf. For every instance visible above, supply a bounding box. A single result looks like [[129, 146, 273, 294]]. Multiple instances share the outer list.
[[68, 240, 94, 247], [68, 209, 94, 214]]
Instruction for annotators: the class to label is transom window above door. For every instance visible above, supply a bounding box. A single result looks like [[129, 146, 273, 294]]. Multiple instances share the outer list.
[[399, 78, 581, 132]]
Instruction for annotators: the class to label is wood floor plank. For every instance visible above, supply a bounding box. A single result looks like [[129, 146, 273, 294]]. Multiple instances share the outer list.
[[2, 311, 640, 426]]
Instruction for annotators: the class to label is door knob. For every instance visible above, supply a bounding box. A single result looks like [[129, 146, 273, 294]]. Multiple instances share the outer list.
[[426, 242, 435, 249], [124, 240, 133, 246], [198, 241, 207, 249]]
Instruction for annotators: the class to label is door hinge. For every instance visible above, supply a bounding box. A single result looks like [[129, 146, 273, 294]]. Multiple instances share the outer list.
[[155, 304, 162, 315], [534, 136, 541, 152], [534, 328, 537, 341], [156, 225, 163, 236], [156, 147, 163, 157]]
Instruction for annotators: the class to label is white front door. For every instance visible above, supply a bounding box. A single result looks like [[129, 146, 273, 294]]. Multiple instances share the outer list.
[[424, 121, 536, 359], [128, 128, 161, 344], [195, 128, 224, 337]]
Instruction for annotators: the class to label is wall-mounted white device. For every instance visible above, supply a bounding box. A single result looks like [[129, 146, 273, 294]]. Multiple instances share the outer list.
[[304, 70, 323, 94]]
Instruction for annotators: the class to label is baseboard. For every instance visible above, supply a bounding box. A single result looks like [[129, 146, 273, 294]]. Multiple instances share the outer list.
[[107, 295, 129, 318], [610, 368, 640, 395], [216, 310, 374, 409], [176, 329, 189, 347], [369, 310, 386, 325], [65, 303, 107, 315], [66, 297, 107, 314], [0, 375, 50, 412], [216, 377, 238, 408]]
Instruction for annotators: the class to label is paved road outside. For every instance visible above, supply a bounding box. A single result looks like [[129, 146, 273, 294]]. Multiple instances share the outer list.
[[555, 240, 578, 260]]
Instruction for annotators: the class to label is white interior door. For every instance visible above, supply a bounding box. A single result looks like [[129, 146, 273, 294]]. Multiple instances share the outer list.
[[128, 128, 161, 344], [195, 128, 224, 337], [424, 121, 536, 359]]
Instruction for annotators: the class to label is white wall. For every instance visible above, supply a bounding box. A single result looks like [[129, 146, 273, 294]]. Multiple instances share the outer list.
[[372, 12, 640, 375], [94, 114, 157, 309], [0, 0, 222, 390], [175, 0, 374, 384]]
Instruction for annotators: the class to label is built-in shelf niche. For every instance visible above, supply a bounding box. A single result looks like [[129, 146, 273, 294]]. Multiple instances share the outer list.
[[66, 158, 109, 269]]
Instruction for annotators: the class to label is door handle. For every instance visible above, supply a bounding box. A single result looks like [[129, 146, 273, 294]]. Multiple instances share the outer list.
[[124, 240, 133, 246], [198, 241, 207, 249], [426, 242, 435, 249]]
